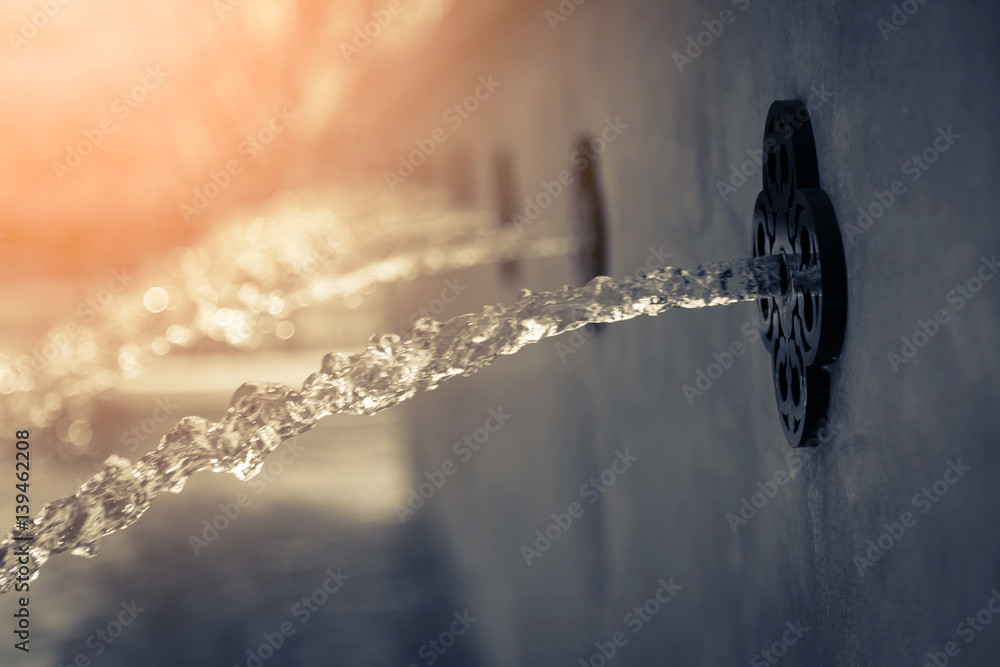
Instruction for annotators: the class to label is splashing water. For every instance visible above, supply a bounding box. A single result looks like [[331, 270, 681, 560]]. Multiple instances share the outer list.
[[301, 226, 579, 304], [0, 253, 814, 594], [0, 190, 575, 458]]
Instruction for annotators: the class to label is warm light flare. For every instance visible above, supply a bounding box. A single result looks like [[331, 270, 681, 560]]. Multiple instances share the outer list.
[[0, 0, 456, 280]]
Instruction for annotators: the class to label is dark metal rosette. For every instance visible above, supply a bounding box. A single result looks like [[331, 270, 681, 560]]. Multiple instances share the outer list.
[[752, 100, 847, 447]]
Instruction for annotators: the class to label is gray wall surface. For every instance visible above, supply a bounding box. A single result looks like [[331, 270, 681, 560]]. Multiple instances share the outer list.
[[377, 0, 1000, 664]]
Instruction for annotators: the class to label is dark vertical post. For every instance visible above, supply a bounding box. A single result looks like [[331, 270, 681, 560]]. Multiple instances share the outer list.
[[493, 148, 520, 282]]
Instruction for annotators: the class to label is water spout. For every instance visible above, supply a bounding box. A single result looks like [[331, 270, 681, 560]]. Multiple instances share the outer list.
[[0, 253, 813, 593], [0, 199, 576, 455]]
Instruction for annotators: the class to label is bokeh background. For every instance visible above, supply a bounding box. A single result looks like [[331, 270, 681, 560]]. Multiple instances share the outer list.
[[2, 0, 1000, 665]]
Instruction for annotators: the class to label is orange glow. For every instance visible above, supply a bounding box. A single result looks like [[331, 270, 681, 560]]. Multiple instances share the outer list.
[[0, 0, 456, 279]]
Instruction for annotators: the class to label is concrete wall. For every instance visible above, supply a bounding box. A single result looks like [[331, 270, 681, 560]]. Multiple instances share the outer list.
[[378, 0, 1000, 664]]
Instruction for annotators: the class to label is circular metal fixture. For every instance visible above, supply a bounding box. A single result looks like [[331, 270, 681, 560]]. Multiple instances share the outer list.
[[752, 100, 848, 447]]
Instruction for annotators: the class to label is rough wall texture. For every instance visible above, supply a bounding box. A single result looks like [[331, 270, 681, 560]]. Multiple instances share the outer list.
[[380, 0, 1000, 664]]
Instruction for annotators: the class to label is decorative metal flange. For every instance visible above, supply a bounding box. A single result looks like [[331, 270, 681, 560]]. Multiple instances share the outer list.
[[752, 100, 847, 447]]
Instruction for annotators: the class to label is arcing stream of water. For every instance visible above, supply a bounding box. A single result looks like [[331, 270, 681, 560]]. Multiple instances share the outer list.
[[0, 253, 817, 593], [0, 193, 575, 458]]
